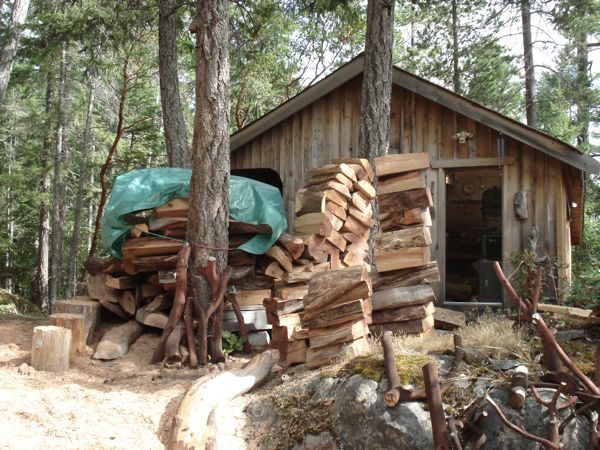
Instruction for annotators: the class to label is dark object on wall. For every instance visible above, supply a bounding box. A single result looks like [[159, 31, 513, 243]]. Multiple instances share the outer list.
[[482, 186, 501, 218]]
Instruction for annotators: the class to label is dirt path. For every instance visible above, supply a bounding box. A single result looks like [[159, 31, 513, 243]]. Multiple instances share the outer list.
[[0, 317, 249, 449]]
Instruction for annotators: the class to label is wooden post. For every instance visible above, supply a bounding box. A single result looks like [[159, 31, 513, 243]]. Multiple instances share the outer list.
[[31, 325, 71, 372], [53, 296, 101, 344], [49, 313, 86, 357]]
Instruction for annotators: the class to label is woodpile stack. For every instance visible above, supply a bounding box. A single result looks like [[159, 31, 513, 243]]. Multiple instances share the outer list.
[[265, 159, 376, 366], [371, 153, 441, 336]]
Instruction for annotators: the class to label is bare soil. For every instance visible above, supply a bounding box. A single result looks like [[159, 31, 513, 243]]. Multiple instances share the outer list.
[[0, 316, 250, 449]]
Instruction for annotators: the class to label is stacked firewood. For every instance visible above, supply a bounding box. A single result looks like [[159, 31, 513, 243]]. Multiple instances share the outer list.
[[302, 266, 373, 368], [265, 159, 376, 365], [370, 153, 441, 336]]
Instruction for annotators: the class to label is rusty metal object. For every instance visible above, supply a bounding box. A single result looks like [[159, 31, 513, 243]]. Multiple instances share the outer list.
[[423, 362, 451, 450]]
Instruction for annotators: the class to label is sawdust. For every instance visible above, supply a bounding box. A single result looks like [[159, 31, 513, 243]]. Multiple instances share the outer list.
[[0, 316, 248, 449]]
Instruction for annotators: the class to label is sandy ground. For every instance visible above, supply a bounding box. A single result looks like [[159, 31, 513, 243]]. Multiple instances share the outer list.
[[0, 317, 251, 450]]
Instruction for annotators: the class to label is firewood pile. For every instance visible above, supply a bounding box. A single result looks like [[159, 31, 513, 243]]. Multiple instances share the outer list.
[[370, 153, 441, 336], [264, 159, 376, 367]]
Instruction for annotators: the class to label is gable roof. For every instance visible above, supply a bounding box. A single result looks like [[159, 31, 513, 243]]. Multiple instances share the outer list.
[[230, 54, 600, 174]]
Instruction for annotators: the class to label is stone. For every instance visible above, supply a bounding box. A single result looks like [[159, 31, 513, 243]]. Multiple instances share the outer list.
[[478, 387, 589, 450], [248, 330, 270, 347], [291, 432, 340, 450], [330, 375, 433, 450]]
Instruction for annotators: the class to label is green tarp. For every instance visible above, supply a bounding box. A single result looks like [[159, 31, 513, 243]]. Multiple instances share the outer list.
[[101, 168, 287, 258]]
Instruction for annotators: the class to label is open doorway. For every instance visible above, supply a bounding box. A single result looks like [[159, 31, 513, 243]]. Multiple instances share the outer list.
[[445, 168, 503, 303]]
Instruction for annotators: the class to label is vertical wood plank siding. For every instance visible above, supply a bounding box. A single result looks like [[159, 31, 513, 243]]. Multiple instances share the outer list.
[[230, 76, 571, 301]]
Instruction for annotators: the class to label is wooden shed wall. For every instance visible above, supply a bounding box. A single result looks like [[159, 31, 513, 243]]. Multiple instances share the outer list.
[[231, 75, 572, 302]]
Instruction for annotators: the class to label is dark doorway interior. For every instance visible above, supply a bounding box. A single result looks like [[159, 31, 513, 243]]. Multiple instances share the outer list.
[[445, 168, 503, 303]]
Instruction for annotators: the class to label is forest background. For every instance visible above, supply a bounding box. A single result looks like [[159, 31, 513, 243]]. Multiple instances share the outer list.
[[0, 0, 598, 312]]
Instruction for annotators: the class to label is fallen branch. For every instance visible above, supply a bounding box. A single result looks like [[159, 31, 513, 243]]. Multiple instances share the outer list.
[[169, 349, 279, 449], [382, 332, 463, 406], [150, 242, 190, 364]]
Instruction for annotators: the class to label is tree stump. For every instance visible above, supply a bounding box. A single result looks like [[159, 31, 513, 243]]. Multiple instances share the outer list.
[[53, 296, 101, 344], [49, 313, 86, 358], [31, 326, 71, 372]]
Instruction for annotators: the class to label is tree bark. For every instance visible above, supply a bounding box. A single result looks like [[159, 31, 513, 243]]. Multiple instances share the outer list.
[[158, 0, 190, 167], [188, 0, 230, 309], [4, 135, 14, 292], [66, 79, 95, 298], [575, 30, 590, 150], [34, 69, 54, 312], [0, 0, 31, 104], [357, 0, 394, 268], [49, 43, 68, 309], [358, 0, 394, 162], [451, 0, 460, 94], [521, 0, 537, 128]]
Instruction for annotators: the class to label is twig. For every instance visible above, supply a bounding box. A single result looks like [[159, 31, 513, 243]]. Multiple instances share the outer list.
[[485, 395, 560, 449]]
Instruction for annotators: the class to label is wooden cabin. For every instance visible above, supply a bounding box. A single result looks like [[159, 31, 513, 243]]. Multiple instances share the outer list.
[[230, 55, 600, 307]]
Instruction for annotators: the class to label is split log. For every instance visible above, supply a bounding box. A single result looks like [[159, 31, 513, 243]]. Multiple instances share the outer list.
[[378, 188, 433, 212], [118, 290, 138, 316], [126, 254, 179, 273], [161, 229, 186, 238], [263, 297, 304, 315], [145, 294, 174, 313], [86, 274, 121, 303], [93, 320, 144, 360], [331, 157, 374, 181], [370, 315, 435, 335], [266, 311, 302, 327], [31, 326, 71, 372], [227, 249, 256, 267], [307, 163, 357, 181], [230, 266, 254, 280], [377, 170, 425, 194], [302, 299, 367, 329], [375, 227, 432, 252], [136, 305, 169, 329], [324, 211, 344, 231], [372, 262, 440, 291], [140, 283, 164, 298], [294, 213, 333, 236], [302, 234, 328, 262], [84, 256, 123, 275], [306, 337, 369, 369], [283, 271, 315, 284], [49, 313, 86, 357], [371, 302, 435, 324], [278, 233, 305, 260], [351, 191, 371, 212], [303, 280, 371, 313], [308, 319, 369, 348], [340, 215, 370, 240], [233, 289, 272, 307], [433, 307, 466, 330], [372, 284, 436, 310], [265, 261, 285, 279], [353, 180, 377, 200], [229, 275, 273, 290], [316, 180, 351, 200], [343, 247, 368, 267], [169, 350, 279, 450], [265, 245, 293, 272], [228, 220, 272, 235], [53, 297, 101, 344], [155, 197, 188, 217], [130, 223, 149, 238], [295, 188, 326, 215], [287, 339, 308, 364], [104, 275, 137, 290], [274, 283, 309, 300], [325, 228, 347, 252], [306, 172, 354, 190], [121, 236, 183, 258], [379, 207, 431, 232], [374, 152, 430, 177], [348, 206, 375, 228], [374, 246, 430, 272], [325, 201, 348, 221], [99, 298, 129, 319], [149, 216, 187, 230], [309, 265, 371, 294]]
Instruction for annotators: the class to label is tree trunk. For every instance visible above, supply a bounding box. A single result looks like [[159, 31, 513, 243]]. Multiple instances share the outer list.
[[49, 43, 68, 309], [66, 79, 95, 298], [188, 0, 230, 312], [358, 0, 395, 162], [159, 0, 190, 167], [357, 0, 395, 268], [34, 69, 54, 312], [0, 0, 31, 104], [575, 30, 590, 150], [521, 0, 537, 128], [451, 0, 460, 94]]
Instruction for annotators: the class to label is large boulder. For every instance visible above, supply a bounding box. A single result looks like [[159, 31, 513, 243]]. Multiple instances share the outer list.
[[477, 387, 590, 450]]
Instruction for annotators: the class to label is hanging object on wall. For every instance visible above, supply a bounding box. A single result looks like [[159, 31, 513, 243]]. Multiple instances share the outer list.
[[514, 191, 529, 220]]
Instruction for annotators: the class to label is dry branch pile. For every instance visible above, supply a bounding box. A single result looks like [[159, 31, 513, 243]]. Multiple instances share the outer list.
[[371, 153, 440, 335]]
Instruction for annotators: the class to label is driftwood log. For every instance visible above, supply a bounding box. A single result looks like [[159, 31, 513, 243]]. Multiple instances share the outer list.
[[169, 349, 279, 449]]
